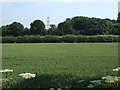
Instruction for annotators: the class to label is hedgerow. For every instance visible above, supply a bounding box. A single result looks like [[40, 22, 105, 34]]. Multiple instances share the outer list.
[[1, 35, 120, 43]]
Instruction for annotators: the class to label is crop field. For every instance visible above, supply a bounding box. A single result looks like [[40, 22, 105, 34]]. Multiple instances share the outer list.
[[1, 43, 119, 88]]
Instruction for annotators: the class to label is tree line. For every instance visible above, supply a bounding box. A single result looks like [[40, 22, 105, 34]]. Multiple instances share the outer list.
[[0, 15, 120, 37]]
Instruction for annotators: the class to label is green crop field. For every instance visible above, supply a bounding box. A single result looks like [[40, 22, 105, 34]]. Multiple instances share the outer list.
[[1, 43, 119, 88]]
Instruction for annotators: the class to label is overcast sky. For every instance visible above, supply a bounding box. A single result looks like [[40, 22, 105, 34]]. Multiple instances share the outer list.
[[0, 0, 119, 28]]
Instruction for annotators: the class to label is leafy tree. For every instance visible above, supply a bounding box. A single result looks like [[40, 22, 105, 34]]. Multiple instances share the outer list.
[[47, 24, 58, 35], [0, 16, 118, 36], [112, 23, 120, 35], [22, 27, 30, 35], [57, 18, 74, 35], [57, 22, 65, 35], [1, 25, 10, 36], [8, 22, 24, 36], [30, 20, 46, 35], [57, 16, 117, 35]]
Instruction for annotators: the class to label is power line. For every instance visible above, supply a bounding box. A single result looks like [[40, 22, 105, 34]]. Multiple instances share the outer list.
[[47, 16, 50, 29]]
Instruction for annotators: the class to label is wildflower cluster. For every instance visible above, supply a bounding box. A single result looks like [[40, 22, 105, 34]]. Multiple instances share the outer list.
[[0, 78, 13, 83], [19, 73, 36, 79], [87, 84, 94, 88], [78, 67, 120, 88], [101, 75, 120, 83], [87, 79, 103, 88], [90, 80, 102, 85], [0, 69, 13, 84], [113, 67, 120, 72], [0, 69, 13, 73]]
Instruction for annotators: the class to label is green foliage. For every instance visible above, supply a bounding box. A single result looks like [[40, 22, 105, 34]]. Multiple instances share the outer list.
[[76, 35, 88, 42], [58, 16, 119, 35], [1, 35, 120, 43], [88, 35, 120, 42], [2, 43, 118, 88], [9, 22, 24, 36], [15, 35, 43, 43], [47, 24, 58, 35], [30, 20, 46, 35], [2, 35, 43, 43], [2, 36, 16, 43], [22, 27, 30, 35], [1, 16, 119, 36], [43, 35, 62, 43], [2, 22, 24, 36], [57, 19, 74, 35], [62, 35, 76, 43]]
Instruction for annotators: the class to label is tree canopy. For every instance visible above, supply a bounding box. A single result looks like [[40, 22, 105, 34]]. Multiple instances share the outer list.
[[0, 16, 119, 36], [1, 22, 24, 36], [30, 20, 46, 35]]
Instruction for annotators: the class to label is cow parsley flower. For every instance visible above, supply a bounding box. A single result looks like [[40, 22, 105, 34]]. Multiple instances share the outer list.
[[101, 75, 120, 83], [19, 73, 36, 79], [78, 80, 85, 83], [113, 67, 120, 71], [87, 84, 94, 88], [90, 80, 102, 85], [0, 78, 12, 83], [101, 76, 107, 80], [0, 69, 13, 73]]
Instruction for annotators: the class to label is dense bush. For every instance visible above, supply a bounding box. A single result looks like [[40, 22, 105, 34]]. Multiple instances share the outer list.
[[87, 35, 120, 42], [43, 35, 61, 43], [87, 36, 105, 42], [1, 35, 120, 43], [2, 35, 43, 43], [2, 36, 16, 43], [76, 35, 88, 42], [15, 35, 43, 43], [112, 35, 120, 42], [62, 35, 76, 43]]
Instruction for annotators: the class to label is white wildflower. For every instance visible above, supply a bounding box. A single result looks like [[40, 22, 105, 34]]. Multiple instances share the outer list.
[[78, 80, 85, 83], [101, 76, 107, 80], [105, 79, 115, 83], [19, 73, 36, 79], [49, 88, 54, 90], [90, 80, 102, 85], [113, 67, 120, 71], [101, 75, 120, 83], [0, 78, 12, 83], [87, 84, 94, 88], [0, 69, 13, 73], [89, 74, 96, 77]]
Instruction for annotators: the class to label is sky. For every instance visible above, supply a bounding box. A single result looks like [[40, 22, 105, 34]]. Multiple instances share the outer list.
[[0, 0, 119, 28]]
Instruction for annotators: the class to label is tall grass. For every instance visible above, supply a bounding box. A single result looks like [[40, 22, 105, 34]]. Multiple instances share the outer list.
[[2, 43, 118, 88]]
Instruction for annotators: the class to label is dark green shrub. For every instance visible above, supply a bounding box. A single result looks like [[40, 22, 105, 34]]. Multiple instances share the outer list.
[[0, 37, 2, 43], [15, 36, 29, 43], [2, 36, 16, 43], [2, 35, 120, 43], [87, 36, 96, 42], [28, 35, 43, 43], [112, 35, 120, 42], [100, 35, 113, 42], [62, 35, 76, 43], [76, 35, 88, 42], [43, 35, 61, 43], [88, 36, 105, 42], [88, 35, 116, 42], [15, 35, 43, 43]]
